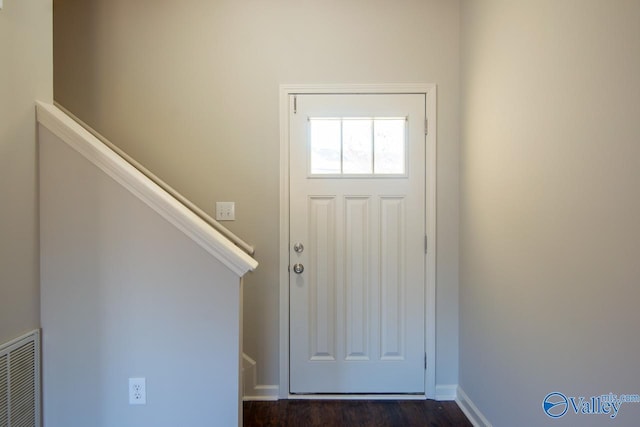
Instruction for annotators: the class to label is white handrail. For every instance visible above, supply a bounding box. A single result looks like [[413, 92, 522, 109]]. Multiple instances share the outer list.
[[52, 101, 256, 256]]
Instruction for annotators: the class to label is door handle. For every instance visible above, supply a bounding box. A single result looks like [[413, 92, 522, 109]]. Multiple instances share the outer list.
[[292, 263, 304, 274]]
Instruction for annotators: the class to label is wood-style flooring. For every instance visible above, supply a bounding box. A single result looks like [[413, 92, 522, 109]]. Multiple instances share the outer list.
[[243, 399, 472, 427]]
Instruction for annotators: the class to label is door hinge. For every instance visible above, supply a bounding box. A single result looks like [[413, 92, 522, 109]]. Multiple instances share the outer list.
[[293, 95, 297, 114], [425, 235, 428, 254], [424, 353, 427, 370], [424, 118, 428, 135]]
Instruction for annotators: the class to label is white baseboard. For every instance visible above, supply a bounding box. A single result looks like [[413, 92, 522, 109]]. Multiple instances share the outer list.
[[242, 353, 279, 401], [288, 394, 426, 400], [456, 387, 493, 427], [241, 360, 459, 404], [243, 385, 279, 401], [435, 384, 457, 401]]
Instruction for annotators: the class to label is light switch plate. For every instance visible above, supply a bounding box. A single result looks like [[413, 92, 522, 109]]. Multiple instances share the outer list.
[[216, 202, 235, 221]]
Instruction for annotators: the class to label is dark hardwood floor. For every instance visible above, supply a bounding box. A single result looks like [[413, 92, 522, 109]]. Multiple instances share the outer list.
[[243, 399, 472, 427]]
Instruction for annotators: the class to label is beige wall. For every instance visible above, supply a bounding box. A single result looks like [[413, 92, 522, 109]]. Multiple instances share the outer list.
[[40, 124, 243, 427], [54, 0, 461, 388], [460, 0, 640, 425], [0, 0, 52, 345]]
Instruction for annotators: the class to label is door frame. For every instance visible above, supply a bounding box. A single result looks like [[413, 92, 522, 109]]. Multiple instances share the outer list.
[[279, 84, 437, 399]]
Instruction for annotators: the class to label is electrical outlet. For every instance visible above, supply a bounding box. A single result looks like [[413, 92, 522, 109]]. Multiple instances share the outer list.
[[129, 377, 146, 405], [215, 201, 235, 221]]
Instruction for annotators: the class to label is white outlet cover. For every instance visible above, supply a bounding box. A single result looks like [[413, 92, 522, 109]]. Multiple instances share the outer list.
[[129, 377, 146, 405]]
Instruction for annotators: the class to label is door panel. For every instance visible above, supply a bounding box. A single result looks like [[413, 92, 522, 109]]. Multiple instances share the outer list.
[[380, 196, 405, 361], [344, 196, 370, 361], [289, 93, 426, 394], [308, 196, 336, 362]]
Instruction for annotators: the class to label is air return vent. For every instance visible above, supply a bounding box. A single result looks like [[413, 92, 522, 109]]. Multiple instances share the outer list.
[[0, 330, 40, 427]]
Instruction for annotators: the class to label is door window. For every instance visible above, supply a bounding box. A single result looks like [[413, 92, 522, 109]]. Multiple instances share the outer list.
[[309, 117, 406, 176]]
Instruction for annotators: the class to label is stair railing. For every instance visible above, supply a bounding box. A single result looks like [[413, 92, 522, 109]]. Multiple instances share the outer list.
[[53, 101, 255, 256]]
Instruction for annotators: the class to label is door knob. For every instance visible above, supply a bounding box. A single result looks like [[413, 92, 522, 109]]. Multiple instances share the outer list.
[[292, 263, 304, 274], [293, 243, 304, 253]]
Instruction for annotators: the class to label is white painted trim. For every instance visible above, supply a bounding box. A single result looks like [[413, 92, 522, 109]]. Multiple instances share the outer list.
[[424, 85, 437, 400], [288, 394, 427, 401], [243, 387, 280, 402], [278, 84, 437, 399], [36, 102, 258, 277], [279, 83, 437, 95], [435, 384, 458, 401], [278, 88, 292, 398], [456, 387, 493, 427], [242, 353, 279, 401], [52, 101, 255, 257]]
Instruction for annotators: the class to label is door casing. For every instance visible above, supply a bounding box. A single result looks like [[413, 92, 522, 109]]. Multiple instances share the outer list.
[[279, 83, 437, 399]]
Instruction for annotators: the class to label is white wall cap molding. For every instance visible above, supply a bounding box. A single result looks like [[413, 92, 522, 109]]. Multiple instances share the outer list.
[[36, 101, 258, 277]]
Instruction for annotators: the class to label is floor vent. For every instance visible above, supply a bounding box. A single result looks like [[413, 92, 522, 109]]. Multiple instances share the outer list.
[[0, 330, 40, 427]]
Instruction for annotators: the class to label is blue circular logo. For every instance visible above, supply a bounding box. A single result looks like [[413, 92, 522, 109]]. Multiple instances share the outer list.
[[543, 392, 568, 418]]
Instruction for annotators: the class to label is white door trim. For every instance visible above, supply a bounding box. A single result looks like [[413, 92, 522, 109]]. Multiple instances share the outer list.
[[279, 83, 437, 399]]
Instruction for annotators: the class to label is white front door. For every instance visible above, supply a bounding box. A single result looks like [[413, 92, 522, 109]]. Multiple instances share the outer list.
[[289, 93, 426, 394]]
